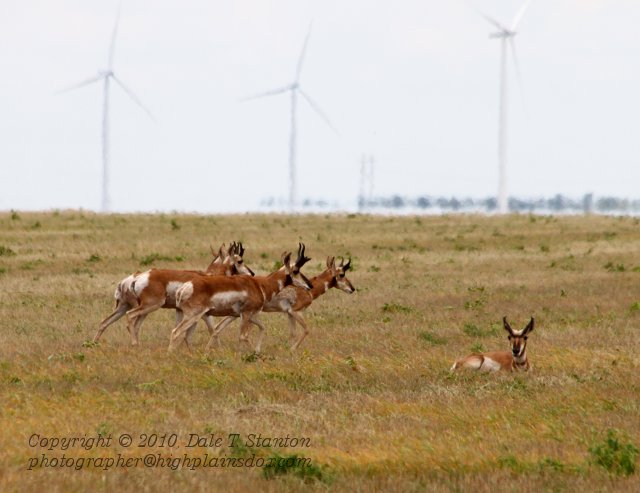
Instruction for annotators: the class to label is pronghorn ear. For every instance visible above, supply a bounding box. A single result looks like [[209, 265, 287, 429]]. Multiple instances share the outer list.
[[282, 252, 292, 273], [503, 316, 514, 335], [524, 317, 534, 334], [217, 244, 225, 260], [229, 242, 237, 255], [327, 256, 336, 275]]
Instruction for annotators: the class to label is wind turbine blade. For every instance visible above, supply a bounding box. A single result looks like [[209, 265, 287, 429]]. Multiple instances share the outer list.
[[108, 5, 121, 70], [239, 85, 291, 102], [473, 6, 509, 32], [295, 22, 313, 83], [510, 0, 533, 31], [298, 89, 339, 136], [112, 75, 155, 120], [56, 74, 104, 94]]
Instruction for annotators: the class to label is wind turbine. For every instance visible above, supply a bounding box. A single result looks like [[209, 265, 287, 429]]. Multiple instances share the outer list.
[[476, 0, 532, 214], [242, 24, 337, 211], [58, 8, 154, 212]]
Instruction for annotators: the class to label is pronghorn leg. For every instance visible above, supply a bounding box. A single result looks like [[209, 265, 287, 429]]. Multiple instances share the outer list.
[[205, 316, 237, 350], [248, 314, 267, 354], [94, 301, 130, 342], [126, 301, 164, 346], [183, 321, 199, 353], [169, 310, 207, 351], [180, 311, 201, 347], [289, 311, 309, 351], [287, 313, 297, 345], [204, 315, 215, 337]]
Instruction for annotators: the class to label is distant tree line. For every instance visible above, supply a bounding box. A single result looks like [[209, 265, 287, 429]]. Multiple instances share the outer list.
[[260, 194, 640, 214], [354, 193, 640, 214]]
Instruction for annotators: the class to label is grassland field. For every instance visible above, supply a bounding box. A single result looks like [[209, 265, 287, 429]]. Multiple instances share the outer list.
[[0, 211, 639, 492]]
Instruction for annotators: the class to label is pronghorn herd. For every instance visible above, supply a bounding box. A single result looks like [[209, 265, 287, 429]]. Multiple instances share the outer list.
[[95, 241, 534, 372], [94, 243, 355, 354]]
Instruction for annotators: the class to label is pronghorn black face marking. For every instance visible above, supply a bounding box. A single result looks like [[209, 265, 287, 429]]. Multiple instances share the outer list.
[[504, 316, 534, 359], [336, 257, 355, 293]]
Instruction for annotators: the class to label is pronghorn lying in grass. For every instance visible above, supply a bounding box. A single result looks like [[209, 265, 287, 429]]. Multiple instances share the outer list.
[[451, 317, 534, 372], [169, 244, 313, 353], [93, 243, 253, 346], [207, 255, 355, 351]]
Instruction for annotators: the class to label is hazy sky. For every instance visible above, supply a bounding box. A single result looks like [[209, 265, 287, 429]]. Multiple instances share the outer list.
[[1, 1, 638, 212]]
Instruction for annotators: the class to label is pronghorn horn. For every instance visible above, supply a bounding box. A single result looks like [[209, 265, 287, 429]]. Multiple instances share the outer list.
[[296, 243, 311, 267], [343, 258, 352, 271], [238, 242, 245, 257], [503, 316, 514, 335]]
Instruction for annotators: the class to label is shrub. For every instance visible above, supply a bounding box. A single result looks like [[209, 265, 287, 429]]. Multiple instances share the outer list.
[[418, 331, 446, 345], [263, 453, 330, 484], [0, 246, 16, 257], [589, 429, 638, 476], [381, 302, 412, 314]]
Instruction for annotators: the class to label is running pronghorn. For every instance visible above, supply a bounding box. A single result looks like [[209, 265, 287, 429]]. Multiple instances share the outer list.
[[207, 255, 355, 351], [93, 243, 253, 346], [169, 244, 313, 353], [450, 317, 534, 372]]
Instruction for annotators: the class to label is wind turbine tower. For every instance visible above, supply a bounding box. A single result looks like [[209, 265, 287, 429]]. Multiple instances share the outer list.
[[477, 0, 532, 214], [242, 24, 337, 211], [59, 8, 154, 212]]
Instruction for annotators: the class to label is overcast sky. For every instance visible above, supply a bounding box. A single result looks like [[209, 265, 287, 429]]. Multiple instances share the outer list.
[[1, 0, 638, 213]]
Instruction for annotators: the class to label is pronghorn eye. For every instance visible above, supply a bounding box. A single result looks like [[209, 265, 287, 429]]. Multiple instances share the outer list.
[[524, 336, 528, 340], [340, 274, 345, 278]]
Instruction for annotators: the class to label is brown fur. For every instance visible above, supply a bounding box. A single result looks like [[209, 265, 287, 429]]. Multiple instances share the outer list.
[[211, 256, 355, 350], [169, 246, 313, 353], [93, 243, 251, 346], [451, 317, 534, 372]]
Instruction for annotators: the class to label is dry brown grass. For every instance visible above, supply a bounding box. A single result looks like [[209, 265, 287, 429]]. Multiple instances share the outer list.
[[1, 211, 639, 491]]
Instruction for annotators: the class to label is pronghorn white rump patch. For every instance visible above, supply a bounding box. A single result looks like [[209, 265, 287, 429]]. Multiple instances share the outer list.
[[115, 274, 136, 301], [132, 271, 150, 297], [166, 281, 184, 298], [479, 357, 501, 372], [176, 282, 193, 306], [209, 291, 247, 309]]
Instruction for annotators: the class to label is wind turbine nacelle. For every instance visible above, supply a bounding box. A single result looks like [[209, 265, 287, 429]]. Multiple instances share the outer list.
[[489, 31, 516, 39]]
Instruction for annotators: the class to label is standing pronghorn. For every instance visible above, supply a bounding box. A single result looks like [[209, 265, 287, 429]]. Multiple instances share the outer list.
[[207, 255, 355, 351], [93, 243, 253, 346], [451, 317, 534, 372], [169, 244, 313, 353]]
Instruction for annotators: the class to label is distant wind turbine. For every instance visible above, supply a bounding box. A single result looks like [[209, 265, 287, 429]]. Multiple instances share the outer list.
[[241, 24, 338, 211], [476, 0, 532, 214], [58, 8, 154, 212]]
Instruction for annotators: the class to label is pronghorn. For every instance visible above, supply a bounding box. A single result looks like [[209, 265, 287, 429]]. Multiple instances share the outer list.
[[169, 244, 313, 353], [208, 255, 355, 351], [93, 243, 253, 346], [451, 317, 534, 372]]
